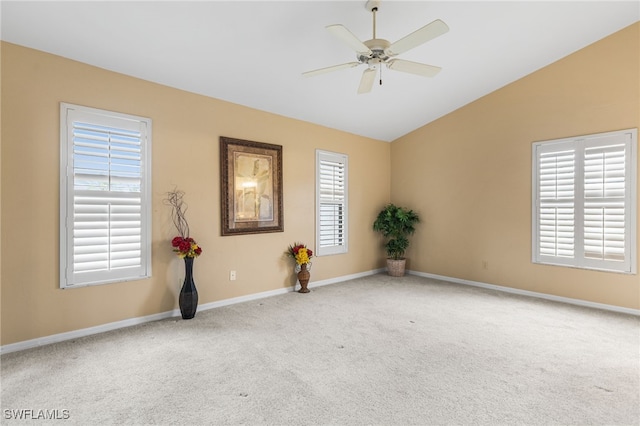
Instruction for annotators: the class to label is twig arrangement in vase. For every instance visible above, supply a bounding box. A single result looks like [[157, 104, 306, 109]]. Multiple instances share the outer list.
[[286, 242, 313, 293], [165, 189, 203, 319]]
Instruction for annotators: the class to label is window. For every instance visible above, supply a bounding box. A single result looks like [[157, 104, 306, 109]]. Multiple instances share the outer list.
[[60, 103, 152, 288], [316, 150, 348, 256], [532, 129, 637, 274]]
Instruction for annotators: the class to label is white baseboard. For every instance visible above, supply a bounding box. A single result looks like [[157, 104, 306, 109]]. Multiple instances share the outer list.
[[5, 267, 632, 354], [0, 310, 177, 355], [0, 268, 384, 355], [197, 268, 384, 311], [408, 270, 640, 317], [307, 268, 386, 290]]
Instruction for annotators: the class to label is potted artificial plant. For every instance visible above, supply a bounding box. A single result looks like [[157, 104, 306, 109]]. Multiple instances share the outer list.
[[373, 204, 420, 277]]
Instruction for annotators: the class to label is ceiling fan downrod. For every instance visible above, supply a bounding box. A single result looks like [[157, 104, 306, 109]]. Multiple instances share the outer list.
[[366, 0, 381, 39], [372, 6, 377, 39]]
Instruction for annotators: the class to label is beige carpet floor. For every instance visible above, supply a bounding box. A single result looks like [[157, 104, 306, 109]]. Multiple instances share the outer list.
[[1, 274, 639, 425]]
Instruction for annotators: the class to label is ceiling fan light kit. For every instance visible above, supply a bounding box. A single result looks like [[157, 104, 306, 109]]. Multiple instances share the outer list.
[[303, 0, 449, 94]]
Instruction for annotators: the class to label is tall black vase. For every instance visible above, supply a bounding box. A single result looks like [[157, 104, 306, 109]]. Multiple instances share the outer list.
[[179, 256, 198, 319]]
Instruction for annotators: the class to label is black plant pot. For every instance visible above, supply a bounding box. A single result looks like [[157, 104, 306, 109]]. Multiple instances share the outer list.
[[179, 256, 198, 319]]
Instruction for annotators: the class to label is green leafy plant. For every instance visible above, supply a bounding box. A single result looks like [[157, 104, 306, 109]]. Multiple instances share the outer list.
[[373, 204, 420, 260]]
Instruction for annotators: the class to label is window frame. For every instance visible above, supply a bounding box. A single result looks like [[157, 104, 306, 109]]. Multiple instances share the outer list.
[[59, 103, 152, 288], [316, 149, 348, 256], [531, 128, 637, 274]]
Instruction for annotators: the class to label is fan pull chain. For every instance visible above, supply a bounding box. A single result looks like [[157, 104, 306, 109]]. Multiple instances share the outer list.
[[379, 62, 383, 86]]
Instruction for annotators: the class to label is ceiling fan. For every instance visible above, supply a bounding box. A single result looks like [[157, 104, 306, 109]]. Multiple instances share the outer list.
[[303, 0, 449, 94]]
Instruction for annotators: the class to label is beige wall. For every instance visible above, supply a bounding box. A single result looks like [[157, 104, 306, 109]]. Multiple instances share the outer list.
[[0, 42, 391, 345], [391, 23, 640, 309], [2, 23, 638, 347]]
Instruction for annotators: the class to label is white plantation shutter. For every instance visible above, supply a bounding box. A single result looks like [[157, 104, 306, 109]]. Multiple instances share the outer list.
[[583, 138, 627, 264], [533, 129, 636, 274], [538, 145, 575, 261], [316, 150, 348, 255], [60, 103, 152, 288]]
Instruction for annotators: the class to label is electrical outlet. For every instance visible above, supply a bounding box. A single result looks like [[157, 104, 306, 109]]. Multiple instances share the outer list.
[[230, 270, 236, 281]]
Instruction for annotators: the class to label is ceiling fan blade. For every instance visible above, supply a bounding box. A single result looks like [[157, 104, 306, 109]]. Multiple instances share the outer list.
[[385, 19, 449, 56], [357, 68, 376, 94], [326, 24, 372, 56], [387, 59, 442, 77], [302, 62, 360, 78]]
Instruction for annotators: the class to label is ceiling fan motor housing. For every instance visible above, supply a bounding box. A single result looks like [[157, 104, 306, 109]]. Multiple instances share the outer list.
[[358, 38, 391, 64]]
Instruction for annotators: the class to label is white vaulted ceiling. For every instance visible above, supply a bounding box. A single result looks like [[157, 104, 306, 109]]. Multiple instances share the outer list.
[[2, 1, 638, 142]]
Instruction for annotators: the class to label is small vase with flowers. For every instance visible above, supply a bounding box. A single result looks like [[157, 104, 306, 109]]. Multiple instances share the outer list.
[[286, 242, 314, 293]]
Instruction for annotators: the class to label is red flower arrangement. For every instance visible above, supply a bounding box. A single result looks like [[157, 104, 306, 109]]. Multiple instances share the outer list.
[[165, 189, 203, 259], [171, 236, 202, 258]]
